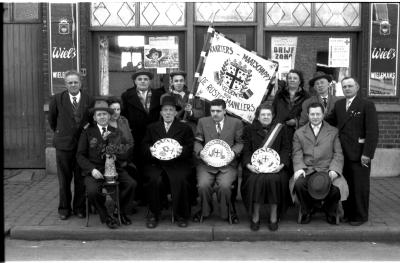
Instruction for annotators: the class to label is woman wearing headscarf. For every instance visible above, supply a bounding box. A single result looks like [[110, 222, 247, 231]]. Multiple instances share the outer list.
[[241, 104, 291, 231]]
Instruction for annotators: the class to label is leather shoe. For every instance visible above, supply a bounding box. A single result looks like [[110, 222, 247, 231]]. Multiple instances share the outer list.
[[75, 212, 85, 219], [121, 214, 132, 225], [326, 215, 337, 225], [229, 213, 239, 224], [192, 211, 206, 223], [268, 221, 279, 231], [59, 214, 69, 220], [176, 217, 188, 228], [105, 216, 118, 229], [300, 213, 311, 224], [146, 214, 159, 228], [349, 220, 366, 226], [250, 219, 260, 231]]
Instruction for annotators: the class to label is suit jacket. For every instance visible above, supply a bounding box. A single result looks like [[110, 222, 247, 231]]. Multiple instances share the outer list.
[[326, 95, 379, 161], [76, 125, 129, 175], [142, 118, 194, 172], [48, 90, 94, 151], [299, 94, 338, 127], [194, 115, 243, 167], [292, 121, 343, 175], [121, 87, 165, 147]]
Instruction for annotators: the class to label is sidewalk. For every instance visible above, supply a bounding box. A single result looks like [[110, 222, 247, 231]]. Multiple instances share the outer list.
[[4, 170, 400, 241]]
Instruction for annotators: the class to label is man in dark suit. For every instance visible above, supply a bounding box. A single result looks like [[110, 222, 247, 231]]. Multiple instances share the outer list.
[[48, 70, 94, 220], [299, 72, 338, 127], [121, 69, 165, 204], [142, 95, 194, 228], [193, 99, 244, 223], [76, 99, 136, 229], [326, 77, 379, 226]]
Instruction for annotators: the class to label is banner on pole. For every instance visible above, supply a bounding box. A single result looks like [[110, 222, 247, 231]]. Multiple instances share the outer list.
[[196, 32, 278, 123]]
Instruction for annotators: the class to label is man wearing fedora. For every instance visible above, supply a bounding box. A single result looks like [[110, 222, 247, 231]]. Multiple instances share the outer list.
[[142, 95, 194, 228], [121, 69, 165, 205], [326, 77, 378, 226], [299, 71, 338, 127], [48, 70, 95, 220], [292, 102, 345, 224], [76, 99, 137, 229]]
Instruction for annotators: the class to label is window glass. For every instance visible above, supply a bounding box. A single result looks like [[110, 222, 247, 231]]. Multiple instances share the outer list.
[[91, 2, 136, 27], [195, 3, 255, 22], [315, 3, 360, 27], [140, 2, 185, 26], [265, 3, 311, 27], [98, 34, 181, 96], [13, 3, 39, 21], [3, 4, 11, 23]]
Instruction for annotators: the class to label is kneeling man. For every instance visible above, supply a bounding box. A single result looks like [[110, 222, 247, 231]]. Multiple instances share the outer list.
[[142, 95, 194, 228], [292, 102, 344, 224], [77, 99, 136, 229]]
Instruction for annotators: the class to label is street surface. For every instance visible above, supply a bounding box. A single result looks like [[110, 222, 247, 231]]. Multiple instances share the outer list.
[[5, 239, 400, 261]]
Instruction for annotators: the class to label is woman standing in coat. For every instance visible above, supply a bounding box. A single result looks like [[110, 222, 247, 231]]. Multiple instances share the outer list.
[[241, 104, 291, 231]]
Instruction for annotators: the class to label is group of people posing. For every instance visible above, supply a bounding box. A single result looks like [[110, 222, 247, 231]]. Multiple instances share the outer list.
[[48, 68, 378, 231]]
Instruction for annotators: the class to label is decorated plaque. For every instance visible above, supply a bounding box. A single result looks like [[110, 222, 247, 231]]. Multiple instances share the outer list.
[[251, 147, 280, 173], [202, 139, 233, 167], [152, 138, 181, 161]]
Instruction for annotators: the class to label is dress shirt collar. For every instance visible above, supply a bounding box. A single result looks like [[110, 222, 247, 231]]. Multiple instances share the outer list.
[[97, 124, 108, 134], [69, 91, 81, 103], [216, 118, 224, 130]]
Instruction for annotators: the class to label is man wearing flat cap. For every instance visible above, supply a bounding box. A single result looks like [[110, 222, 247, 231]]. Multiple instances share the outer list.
[[292, 102, 348, 225], [76, 98, 137, 229], [142, 95, 194, 228], [299, 71, 338, 127], [121, 69, 165, 204]]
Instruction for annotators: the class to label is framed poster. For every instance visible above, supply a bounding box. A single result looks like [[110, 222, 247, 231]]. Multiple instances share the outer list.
[[368, 3, 399, 97]]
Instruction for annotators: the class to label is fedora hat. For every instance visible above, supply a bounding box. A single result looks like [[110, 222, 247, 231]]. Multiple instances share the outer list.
[[169, 70, 186, 78], [160, 94, 182, 111], [146, 48, 162, 59], [131, 68, 153, 81], [89, 98, 114, 115], [309, 71, 333, 87], [307, 171, 331, 200]]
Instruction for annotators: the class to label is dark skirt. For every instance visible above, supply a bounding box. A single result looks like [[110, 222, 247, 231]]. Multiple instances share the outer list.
[[241, 168, 290, 216]]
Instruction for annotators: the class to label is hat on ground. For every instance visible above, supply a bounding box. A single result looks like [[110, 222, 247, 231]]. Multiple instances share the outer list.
[[170, 70, 187, 78], [309, 71, 333, 87], [160, 94, 182, 111], [131, 68, 153, 81], [89, 98, 114, 115], [307, 171, 332, 200], [146, 48, 162, 59]]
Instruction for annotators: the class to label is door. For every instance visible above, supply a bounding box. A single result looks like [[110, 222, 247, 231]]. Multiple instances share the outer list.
[[265, 32, 358, 96], [3, 24, 44, 168]]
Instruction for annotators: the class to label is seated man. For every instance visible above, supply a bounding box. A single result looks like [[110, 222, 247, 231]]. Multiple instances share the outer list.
[[76, 99, 137, 229], [193, 99, 243, 223], [292, 102, 344, 224], [142, 95, 194, 228]]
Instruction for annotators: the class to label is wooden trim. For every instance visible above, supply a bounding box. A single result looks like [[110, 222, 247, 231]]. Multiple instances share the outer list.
[[89, 26, 187, 31], [256, 2, 264, 55], [263, 27, 362, 32], [193, 22, 258, 26]]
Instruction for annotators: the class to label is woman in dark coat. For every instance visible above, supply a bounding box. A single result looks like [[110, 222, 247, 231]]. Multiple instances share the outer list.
[[272, 69, 309, 142], [241, 104, 291, 231]]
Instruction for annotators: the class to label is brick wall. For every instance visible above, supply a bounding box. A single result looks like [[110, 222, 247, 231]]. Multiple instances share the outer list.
[[377, 112, 400, 148]]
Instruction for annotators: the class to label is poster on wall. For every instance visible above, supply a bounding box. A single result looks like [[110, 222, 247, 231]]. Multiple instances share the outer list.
[[144, 36, 179, 69], [49, 4, 79, 95], [329, 38, 350, 67], [271, 37, 297, 80], [369, 3, 399, 96]]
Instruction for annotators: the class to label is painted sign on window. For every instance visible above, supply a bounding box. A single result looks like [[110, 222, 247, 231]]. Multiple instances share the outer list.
[[369, 3, 399, 96], [49, 4, 79, 95]]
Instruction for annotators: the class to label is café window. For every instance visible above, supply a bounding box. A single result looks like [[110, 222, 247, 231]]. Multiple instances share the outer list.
[[195, 2, 255, 22], [3, 3, 40, 23], [97, 34, 183, 96], [265, 3, 360, 27], [91, 2, 185, 27]]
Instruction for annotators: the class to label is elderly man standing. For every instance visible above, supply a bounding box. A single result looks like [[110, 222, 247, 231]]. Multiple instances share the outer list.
[[121, 69, 165, 204], [326, 77, 378, 226], [299, 72, 338, 127], [142, 95, 194, 228], [193, 99, 243, 224], [76, 99, 136, 229], [48, 70, 94, 220], [292, 102, 346, 224]]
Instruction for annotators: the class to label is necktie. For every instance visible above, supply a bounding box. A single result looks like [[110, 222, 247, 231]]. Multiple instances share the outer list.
[[216, 122, 222, 135], [72, 97, 78, 110], [102, 127, 107, 136], [313, 125, 320, 136], [346, 100, 351, 111], [322, 98, 327, 108], [165, 123, 170, 133]]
